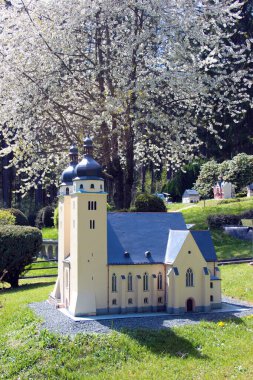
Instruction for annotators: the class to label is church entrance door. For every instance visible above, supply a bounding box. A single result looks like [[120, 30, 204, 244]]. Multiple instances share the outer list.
[[186, 298, 194, 312]]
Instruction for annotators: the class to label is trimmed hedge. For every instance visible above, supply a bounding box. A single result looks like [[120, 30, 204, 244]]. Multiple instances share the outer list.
[[35, 206, 54, 228], [207, 214, 241, 229], [9, 208, 29, 226], [0, 225, 42, 287], [134, 193, 166, 212], [0, 209, 15, 225]]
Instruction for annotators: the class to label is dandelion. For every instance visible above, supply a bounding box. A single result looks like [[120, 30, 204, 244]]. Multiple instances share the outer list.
[[217, 321, 225, 327]]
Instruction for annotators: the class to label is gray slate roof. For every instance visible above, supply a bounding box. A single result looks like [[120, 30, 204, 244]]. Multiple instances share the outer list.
[[107, 212, 187, 265], [182, 189, 199, 197], [107, 213, 217, 265]]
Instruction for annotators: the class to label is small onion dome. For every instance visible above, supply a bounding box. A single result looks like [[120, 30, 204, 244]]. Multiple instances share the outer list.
[[61, 145, 79, 184], [74, 136, 102, 179]]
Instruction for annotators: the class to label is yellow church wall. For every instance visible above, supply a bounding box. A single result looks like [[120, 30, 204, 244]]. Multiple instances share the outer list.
[[166, 233, 211, 313], [108, 264, 165, 313], [68, 190, 108, 316]]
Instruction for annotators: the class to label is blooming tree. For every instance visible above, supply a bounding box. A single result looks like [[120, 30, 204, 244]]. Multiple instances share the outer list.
[[0, 0, 252, 207]]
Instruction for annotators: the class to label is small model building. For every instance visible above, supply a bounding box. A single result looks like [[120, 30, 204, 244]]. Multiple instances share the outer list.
[[182, 189, 199, 204], [247, 184, 253, 197], [50, 137, 221, 316], [213, 178, 235, 199]]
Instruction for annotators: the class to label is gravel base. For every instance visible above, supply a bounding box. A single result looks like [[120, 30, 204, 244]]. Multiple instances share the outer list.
[[29, 297, 253, 336]]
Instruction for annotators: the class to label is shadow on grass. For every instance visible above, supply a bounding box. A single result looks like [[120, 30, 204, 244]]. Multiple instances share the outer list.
[[0, 281, 55, 294], [123, 328, 208, 359]]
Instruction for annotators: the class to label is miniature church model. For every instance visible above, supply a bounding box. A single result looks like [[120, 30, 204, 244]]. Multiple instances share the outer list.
[[51, 137, 221, 316]]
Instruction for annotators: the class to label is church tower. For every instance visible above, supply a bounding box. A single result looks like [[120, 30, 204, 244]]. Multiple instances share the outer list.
[[53, 137, 108, 316]]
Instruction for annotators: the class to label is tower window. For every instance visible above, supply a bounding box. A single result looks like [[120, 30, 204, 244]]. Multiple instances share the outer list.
[[144, 297, 148, 304], [186, 268, 194, 287], [88, 201, 97, 211], [90, 184, 94, 189], [66, 187, 69, 195], [112, 299, 117, 305], [210, 282, 213, 289], [90, 220, 95, 229], [210, 295, 213, 302], [128, 273, 133, 292], [157, 272, 163, 290], [128, 298, 133, 304], [80, 184, 83, 190], [100, 184, 103, 190], [158, 297, 163, 304], [143, 272, 149, 291], [112, 273, 117, 292]]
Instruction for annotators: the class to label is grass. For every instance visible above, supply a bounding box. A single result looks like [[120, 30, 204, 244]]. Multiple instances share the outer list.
[[221, 264, 253, 303], [22, 260, 58, 278], [0, 272, 253, 380], [42, 227, 58, 240]]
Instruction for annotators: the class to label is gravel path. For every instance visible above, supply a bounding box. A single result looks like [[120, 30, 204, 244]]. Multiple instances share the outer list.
[[29, 297, 253, 336]]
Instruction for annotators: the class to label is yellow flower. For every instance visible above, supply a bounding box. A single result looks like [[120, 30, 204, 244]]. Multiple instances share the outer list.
[[217, 321, 225, 327]]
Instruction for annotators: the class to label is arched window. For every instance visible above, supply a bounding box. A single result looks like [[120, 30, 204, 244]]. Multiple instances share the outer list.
[[80, 184, 83, 190], [90, 184, 94, 189], [143, 272, 149, 291], [157, 272, 163, 290], [66, 187, 69, 195], [128, 298, 133, 304], [94, 201, 97, 210], [186, 268, 194, 287], [128, 273, 133, 292], [112, 273, 117, 292], [144, 297, 148, 304]]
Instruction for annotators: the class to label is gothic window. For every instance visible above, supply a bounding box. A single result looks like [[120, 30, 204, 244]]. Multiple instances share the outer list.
[[143, 272, 149, 291], [112, 273, 117, 292], [128, 273, 133, 292], [157, 272, 163, 290], [90, 220, 95, 229], [186, 268, 194, 287]]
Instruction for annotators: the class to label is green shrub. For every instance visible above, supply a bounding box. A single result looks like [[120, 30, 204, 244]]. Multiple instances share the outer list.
[[53, 207, 59, 228], [207, 214, 241, 229], [134, 193, 166, 212], [216, 198, 240, 205], [0, 209, 15, 226], [0, 225, 42, 287], [35, 206, 54, 228], [9, 208, 29, 226]]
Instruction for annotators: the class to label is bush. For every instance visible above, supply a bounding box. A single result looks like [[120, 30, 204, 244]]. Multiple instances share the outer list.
[[134, 193, 166, 212], [0, 225, 42, 287], [207, 214, 241, 229], [216, 198, 240, 205], [35, 206, 54, 228], [9, 208, 29, 226], [53, 207, 59, 228], [0, 209, 15, 226], [240, 209, 253, 219]]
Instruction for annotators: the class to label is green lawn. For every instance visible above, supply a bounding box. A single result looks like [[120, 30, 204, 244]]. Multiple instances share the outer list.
[[221, 264, 253, 303], [0, 266, 253, 380], [42, 227, 58, 240], [22, 260, 58, 278]]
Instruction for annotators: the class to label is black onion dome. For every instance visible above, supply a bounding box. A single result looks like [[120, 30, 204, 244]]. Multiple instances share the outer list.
[[74, 136, 102, 178], [61, 145, 79, 184], [75, 156, 102, 178]]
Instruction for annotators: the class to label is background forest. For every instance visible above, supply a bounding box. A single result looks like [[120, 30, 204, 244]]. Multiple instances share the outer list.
[[0, 0, 252, 215]]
